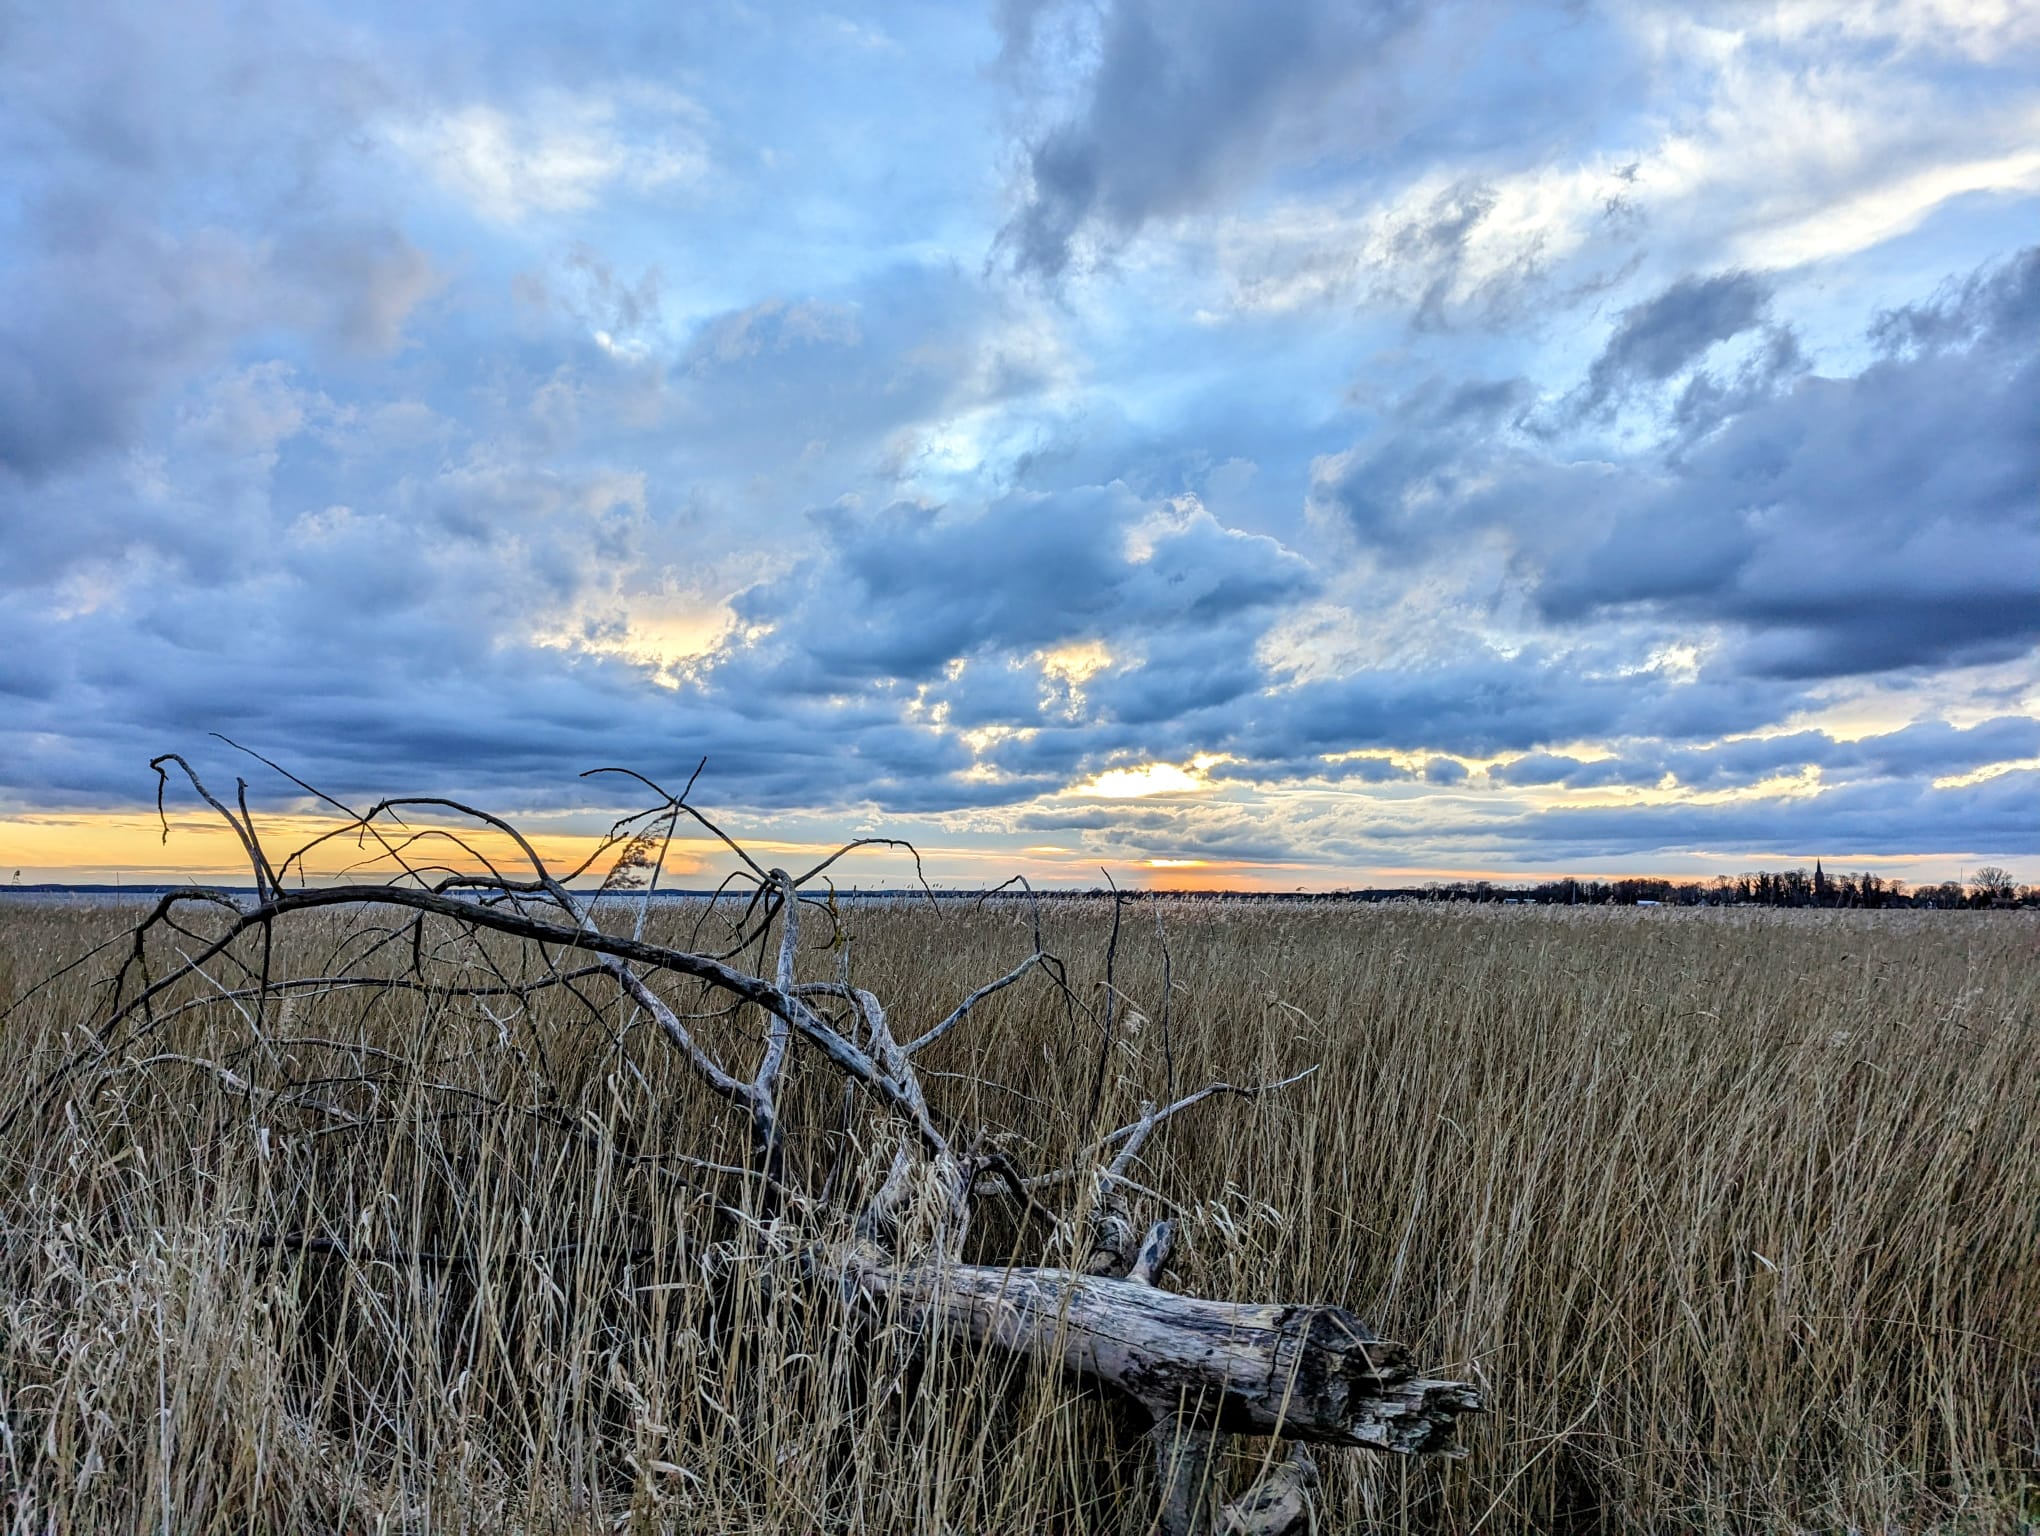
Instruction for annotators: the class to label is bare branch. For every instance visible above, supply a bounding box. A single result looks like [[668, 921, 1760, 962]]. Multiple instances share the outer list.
[[1104, 1067, 1320, 1171], [1025, 1067, 1321, 1193], [582, 770, 772, 886], [758, 871, 798, 1097], [606, 961, 756, 1108], [151, 754, 275, 900], [905, 952, 1045, 1055], [26, 752, 1478, 1535], [789, 837, 936, 901], [1128, 1219, 1175, 1287]]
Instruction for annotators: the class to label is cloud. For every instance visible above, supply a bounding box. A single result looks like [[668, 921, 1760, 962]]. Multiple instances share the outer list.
[[1539, 254, 2040, 677], [716, 487, 1316, 696], [1574, 270, 1772, 415], [1488, 752, 1633, 789], [998, 0, 1424, 277], [1307, 377, 1537, 564], [0, 4, 438, 483], [1215, 160, 1648, 329], [275, 223, 442, 354], [640, 263, 1023, 493], [1871, 240, 2040, 354], [1669, 325, 1808, 438], [1418, 767, 2040, 862], [550, 244, 667, 348], [1491, 715, 2040, 791], [999, 757, 2040, 871], [1235, 650, 1786, 765], [1734, 0, 2040, 67], [385, 85, 709, 223], [0, 218, 439, 483], [0, 223, 251, 480], [1319, 248, 2039, 684], [1201, 2, 2040, 335], [1618, 10, 2040, 271]]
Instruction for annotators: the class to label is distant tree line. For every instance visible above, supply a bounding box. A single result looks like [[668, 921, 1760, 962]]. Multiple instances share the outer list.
[[1367, 863, 2033, 909], [1038, 864, 2031, 909]]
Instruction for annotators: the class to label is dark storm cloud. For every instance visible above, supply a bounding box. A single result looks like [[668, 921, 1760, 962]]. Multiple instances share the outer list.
[[1829, 716, 2040, 778], [1870, 241, 2040, 355], [1649, 718, 2040, 789], [1399, 769, 2040, 862], [1237, 651, 1786, 764], [1325, 249, 2040, 684], [938, 641, 1803, 795], [719, 487, 1315, 694], [0, 570, 1018, 818], [1574, 270, 1772, 414], [1487, 752, 1637, 789], [1669, 325, 1808, 440], [1491, 716, 2040, 792], [591, 483, 1338, 804], [1308, 376, 1533, 562], [935, 640, 1843, 805], [999, 0, 1423, 277], [1081, 626, 1276, 724], [1539, 290, 2040, 677], [1220, 755, 1416, 786], [0, 253, 1047, 822]]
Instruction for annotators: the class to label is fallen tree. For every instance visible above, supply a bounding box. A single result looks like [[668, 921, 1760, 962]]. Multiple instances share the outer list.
[[10, 748, 1481, 1534]]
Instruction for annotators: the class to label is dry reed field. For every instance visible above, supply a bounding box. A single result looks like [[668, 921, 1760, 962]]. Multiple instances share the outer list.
[[0, 895, 2035, 1533]]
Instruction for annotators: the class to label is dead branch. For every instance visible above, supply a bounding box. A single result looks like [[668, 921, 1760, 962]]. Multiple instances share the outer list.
[[25, 754, 1481, 1535]]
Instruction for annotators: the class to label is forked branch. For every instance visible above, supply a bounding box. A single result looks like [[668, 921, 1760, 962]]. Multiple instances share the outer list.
[[34, 753, 1481, 1536]]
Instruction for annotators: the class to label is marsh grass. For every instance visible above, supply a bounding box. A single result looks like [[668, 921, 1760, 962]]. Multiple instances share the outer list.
[[0, 899, 2034, 1532]]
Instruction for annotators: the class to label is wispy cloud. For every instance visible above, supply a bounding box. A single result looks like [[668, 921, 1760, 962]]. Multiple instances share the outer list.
[[386, 85, 709, 223]]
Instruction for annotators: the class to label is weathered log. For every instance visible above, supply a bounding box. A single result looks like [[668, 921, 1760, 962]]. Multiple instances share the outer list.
[[852, 1258, 1481, 1452]]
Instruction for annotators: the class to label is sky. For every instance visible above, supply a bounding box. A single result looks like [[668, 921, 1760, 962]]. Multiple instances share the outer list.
[[0, 0, 2035, 891]]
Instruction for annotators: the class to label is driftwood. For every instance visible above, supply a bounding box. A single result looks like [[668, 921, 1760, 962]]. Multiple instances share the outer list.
[[855, 1261, 1481, 1450], [13, 747, 1482, 1534]]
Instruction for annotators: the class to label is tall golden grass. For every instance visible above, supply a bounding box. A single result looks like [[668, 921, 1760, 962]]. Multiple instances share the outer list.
[[0, 898, 2034, 1532]]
